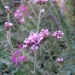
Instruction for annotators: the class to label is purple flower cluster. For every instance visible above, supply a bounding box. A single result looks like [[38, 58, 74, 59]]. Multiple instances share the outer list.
[[34, 0, 48, 4], [14, 5, 28, 24], [11, 50, 28, 66], [52, 30, 64, 39], [23, 29, 50, 50], [4, 22, 13, 31]]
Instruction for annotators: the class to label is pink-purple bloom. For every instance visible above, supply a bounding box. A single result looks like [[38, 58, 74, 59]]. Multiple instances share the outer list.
[[52, 30, 64, 39], [5, 6, 10, 12], [4, 22, 13, 30], [11, 50, 28, 66], [18, 44, 24, 49], [14, 10, 22, 20], [23, 29, 50, 50], [39, 29, 50, 38], [34, 0, 48, 4], [14, 5, 28, 24], [56, 58, 64, 63], [23, 31, 41, 50], [31, 45, 39, 50], [19, 5, 27, 12]]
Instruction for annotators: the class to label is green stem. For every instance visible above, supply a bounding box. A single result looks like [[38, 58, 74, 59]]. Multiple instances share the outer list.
[[28, 1, 38, 19], [6, 12, 34, 75], [49, 52, 62, 75], [7, 13, 10, 22], [34, 51, 37, 75], [46, 44, 62, 75], [37, 5, 42, 32], [41, 4, 53, 19], [6, 31, 34, 75], [33, 5, 42, 75]]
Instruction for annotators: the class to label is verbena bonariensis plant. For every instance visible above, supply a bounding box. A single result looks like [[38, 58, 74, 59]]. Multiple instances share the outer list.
[[3, 0, 73, 75]]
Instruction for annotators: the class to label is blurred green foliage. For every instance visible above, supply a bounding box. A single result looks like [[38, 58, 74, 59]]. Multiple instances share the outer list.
[[0, 0, 75, 75]]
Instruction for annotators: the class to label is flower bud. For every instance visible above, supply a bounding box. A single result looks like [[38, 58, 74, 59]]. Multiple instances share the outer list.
[[4, 22, 13, 31], [56, 58, 63, 63], [5, 6, 10, 12]]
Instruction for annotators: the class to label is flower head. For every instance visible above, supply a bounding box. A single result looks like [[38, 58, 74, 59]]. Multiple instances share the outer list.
[[14, 10, 22, 20], [23, 32, 40, 50], [23, 29, 50, 51], [39, 29, 50, 38], [19, 5, 27, 12], [5, 6, 10, 12], [56, 58, 64, 63], [11, 50, 28, 66], [14, 5, 28, 24], [52, 30, 64, 39], [34, 0, 48, 4], [4, 22, 13, 30]]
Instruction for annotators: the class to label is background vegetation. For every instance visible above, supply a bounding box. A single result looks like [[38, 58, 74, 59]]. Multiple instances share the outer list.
[[0, 0, 75, 75]]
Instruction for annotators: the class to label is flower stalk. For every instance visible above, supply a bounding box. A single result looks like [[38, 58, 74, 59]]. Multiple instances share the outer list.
[[33, 5, 42, 75], [34, 51, 37, 75], [46, 42, 62, 75], [37, 5, 42, 32], [28, 1, 38, 19], [6, 7, 34, 75]]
